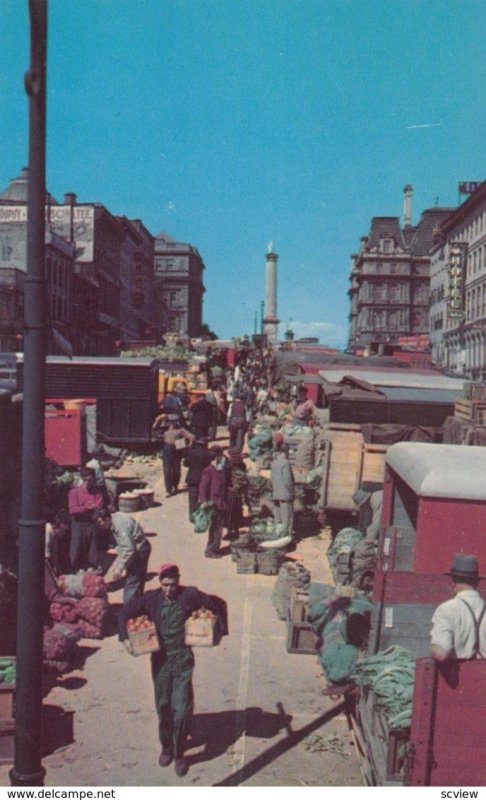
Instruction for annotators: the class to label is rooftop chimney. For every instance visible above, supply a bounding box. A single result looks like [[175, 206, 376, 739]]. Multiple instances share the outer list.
[[403, 184, 413, 226], [64, 192, 77, 205]]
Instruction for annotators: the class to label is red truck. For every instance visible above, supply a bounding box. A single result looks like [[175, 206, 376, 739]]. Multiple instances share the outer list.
[[353, 442, 486, 786]]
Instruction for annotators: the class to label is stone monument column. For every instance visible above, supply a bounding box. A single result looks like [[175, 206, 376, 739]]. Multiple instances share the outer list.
[[263, 241, 280, 344]]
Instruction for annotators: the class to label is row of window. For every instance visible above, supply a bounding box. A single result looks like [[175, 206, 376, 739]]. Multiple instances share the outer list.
[[465, 283, 486, 322], [467, 243, 486, 277]]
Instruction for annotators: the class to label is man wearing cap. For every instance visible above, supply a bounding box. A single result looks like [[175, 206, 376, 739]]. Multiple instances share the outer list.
[[118, 564, 227, 777], [430, 553, 486, 661]]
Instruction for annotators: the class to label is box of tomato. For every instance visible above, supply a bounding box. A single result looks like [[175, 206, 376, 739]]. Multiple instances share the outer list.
[[126, 615, 160, 656], [184, 609, 218, 647]]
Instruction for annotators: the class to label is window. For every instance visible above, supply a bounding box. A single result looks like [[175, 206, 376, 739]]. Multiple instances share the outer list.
[[381, 238, 393, 254]]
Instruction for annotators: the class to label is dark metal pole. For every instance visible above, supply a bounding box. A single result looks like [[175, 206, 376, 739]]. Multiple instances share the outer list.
[[9, 0, 48, 787]]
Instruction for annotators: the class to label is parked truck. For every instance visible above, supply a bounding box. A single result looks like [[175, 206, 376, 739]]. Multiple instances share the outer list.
[[352, 442, 486, 786]]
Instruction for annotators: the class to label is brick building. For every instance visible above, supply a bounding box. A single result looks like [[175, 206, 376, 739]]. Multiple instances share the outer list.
[[154, 232, 205, 337]]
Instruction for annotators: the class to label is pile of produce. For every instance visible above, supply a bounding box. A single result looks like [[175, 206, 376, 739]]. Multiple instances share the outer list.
[[75, 596, 110, 639], [127, 615, 154, 632], [351, 645, 416, 729], [0, 658, 16, 684], [58, 571, 107, 598], [247, 474, 271, 502], [43, 622, 83, 662], [49, 594, 79, 623], [248, 425, 274, 463], [187, 609, 215, 621], [309, 589, 372, 685], [250, 517, 287, 543]]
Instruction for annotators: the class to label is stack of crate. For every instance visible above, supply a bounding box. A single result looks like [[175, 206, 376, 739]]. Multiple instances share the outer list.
[[0, 658, 16, 765], [455, 383, 486, 425]]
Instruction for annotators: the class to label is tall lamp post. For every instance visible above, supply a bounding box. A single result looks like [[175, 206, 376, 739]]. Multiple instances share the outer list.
[[10, 0, 48, 786]]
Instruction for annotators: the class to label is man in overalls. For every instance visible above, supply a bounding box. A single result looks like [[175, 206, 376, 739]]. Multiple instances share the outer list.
[[119, 563, 226, 777], [430, 553, 486, 661]]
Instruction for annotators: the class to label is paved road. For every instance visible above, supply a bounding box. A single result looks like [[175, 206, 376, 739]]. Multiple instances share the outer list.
[[1, 446, 362, 788]]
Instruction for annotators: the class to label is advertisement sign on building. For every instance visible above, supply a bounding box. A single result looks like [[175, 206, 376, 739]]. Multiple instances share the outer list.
[[0, 204, 95, 262], [447, 244, 465, 320], [458, 182, 483, 195]]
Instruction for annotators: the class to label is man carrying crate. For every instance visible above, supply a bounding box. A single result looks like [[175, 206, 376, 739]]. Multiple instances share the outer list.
[[118, 563, 227, 777]]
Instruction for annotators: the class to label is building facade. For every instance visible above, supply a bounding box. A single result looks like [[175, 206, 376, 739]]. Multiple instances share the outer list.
[[0, 168, 167, 355], [348, 190, 453, 353], [154, 232, 205, 337], [117, 216, 167, 345], [429, 181, 486, 376], [0, 169, 76, 353]]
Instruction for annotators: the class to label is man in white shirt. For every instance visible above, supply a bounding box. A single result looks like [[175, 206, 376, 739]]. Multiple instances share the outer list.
[[430, 553, 486, 661]]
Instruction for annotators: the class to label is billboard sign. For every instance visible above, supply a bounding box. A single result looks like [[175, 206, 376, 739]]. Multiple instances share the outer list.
[[0, 204, 95, 262], [458, 182, 483, 195]]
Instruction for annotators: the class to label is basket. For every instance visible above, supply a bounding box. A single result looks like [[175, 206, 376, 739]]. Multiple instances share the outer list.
[[127, 623, 160, 656], [184, 614, 217, 647]]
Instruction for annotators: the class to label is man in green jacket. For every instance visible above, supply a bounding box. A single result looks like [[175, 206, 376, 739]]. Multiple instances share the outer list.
[[119, 563, 227, 777]]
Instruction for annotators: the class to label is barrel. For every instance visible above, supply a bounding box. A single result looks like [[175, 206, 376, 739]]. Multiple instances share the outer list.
[[136, 489, 154, 509], [118, 493, 141, 513]]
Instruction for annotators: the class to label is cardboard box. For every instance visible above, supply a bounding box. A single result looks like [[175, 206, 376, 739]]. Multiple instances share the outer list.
[[127, 623, 160, 656], [184, 614, 217, 647]]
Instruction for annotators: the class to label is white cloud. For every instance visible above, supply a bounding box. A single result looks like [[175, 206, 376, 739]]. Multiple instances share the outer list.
[[288, 319, 348, 347]]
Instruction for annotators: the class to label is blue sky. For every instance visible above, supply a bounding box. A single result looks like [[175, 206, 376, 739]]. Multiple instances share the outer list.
[[1, 0, 485, 345]]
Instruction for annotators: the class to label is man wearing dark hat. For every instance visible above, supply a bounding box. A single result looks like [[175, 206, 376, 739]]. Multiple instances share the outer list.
[[430, 553, 486, 661], [118, 564, 227, 777]]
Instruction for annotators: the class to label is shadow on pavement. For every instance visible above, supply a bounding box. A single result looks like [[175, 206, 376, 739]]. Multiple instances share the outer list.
[[42, 704, 75, 755], [188, 706, 293, 765], [212, 701, 346, 786]]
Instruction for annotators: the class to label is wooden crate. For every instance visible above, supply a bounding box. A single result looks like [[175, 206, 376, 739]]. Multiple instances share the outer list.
[[184, 615, 217, 647], [236, 551, 257, 574], [286, 613, 319, 654], [289, 588, 309, 622], [127, 624, 160, 656], [256, 550, 284, 575]]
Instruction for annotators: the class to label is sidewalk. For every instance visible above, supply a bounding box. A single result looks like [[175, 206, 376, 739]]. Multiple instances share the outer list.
[[1, 449, 361, 787]]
